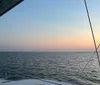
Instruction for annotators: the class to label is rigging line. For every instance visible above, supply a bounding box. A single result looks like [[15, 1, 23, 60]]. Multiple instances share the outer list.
[[83, 0, 100, 67], [80, 44, 100, 75]]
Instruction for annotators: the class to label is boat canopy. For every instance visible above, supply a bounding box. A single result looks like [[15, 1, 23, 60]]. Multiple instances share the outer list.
[[0, 0, 23, 16]]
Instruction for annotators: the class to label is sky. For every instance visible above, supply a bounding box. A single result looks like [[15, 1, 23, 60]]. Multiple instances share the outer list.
[[0, 0, 100, 52]]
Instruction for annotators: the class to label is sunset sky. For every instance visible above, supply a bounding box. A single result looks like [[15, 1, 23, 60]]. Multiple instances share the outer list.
[[0, 0, 100, 51]]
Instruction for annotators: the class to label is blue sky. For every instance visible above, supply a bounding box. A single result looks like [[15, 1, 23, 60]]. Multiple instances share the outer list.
[[0, 0, 100, 51]]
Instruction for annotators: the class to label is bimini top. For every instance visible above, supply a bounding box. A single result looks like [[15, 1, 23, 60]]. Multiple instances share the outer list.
[[0, 0, 23, 16]]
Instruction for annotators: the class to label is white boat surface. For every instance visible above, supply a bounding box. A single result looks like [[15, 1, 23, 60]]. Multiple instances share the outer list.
[[0, 79, 77, 85]]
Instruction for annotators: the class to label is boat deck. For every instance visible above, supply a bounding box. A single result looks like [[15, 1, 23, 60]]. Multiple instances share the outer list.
[[0, 79, 77, 85]]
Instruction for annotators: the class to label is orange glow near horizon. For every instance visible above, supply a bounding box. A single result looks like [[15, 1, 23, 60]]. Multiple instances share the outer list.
[[21, 33, 97, 51], [9, 26, 100, 51]]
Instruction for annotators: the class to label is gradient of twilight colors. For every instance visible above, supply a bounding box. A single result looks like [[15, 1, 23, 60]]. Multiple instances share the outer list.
[[0, 0, 100, 51]]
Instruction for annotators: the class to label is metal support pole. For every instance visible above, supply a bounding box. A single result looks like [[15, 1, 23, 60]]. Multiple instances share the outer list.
[[84, 0, 100, 67]]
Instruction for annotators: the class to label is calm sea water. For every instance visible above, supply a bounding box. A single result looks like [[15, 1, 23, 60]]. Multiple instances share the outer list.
[[0, 52, 100, 84]]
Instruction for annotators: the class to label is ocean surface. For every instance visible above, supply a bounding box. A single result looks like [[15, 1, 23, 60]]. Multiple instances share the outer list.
[[0, 52, 100, 85]]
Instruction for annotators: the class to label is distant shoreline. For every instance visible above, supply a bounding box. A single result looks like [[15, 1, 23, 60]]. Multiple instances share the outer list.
[[0, 51, 99, 53]]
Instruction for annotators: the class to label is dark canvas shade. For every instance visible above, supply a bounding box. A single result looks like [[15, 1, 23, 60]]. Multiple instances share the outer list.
[[0, 0, 23, 16]]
